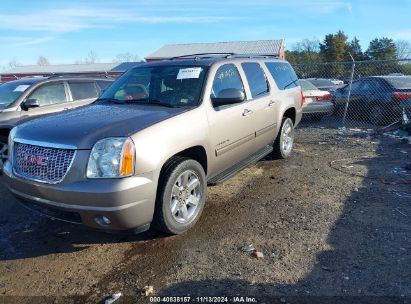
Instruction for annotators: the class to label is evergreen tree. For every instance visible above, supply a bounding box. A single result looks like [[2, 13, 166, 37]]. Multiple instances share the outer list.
[[366, 38, 397, 60], [345, 37, 368, 61], [319, 30, 348, 62]]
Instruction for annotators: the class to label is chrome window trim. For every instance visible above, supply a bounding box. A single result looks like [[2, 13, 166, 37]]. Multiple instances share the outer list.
[[13, 138, 77, 150]]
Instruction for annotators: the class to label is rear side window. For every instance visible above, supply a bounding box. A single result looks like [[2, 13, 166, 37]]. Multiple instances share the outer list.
[[69, 82, 98, 100], [265, 62, 298, 90], [241, 62, 269, 98], [211, 64, 245, 98]]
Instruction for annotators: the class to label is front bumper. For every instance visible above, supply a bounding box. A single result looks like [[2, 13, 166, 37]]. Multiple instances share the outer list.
[[2, 159, 157, 231]]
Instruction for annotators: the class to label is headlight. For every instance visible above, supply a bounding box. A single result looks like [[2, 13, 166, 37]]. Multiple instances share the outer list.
[[87, 137, 135, 178], [8, 127, 17, 162]]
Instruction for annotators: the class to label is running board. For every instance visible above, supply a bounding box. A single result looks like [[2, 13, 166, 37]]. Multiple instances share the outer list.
[[208, 145, 273, 186]]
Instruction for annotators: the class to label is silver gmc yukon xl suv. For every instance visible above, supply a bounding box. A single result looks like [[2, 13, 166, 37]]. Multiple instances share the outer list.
[[3, 55, 303, 234]]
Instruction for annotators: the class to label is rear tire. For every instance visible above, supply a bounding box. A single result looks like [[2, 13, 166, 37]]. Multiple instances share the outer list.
[[272, 117, 294, 159], [311, 114, 325, 121], [153, 157, 207, 235], [369, 105, 385, 126]]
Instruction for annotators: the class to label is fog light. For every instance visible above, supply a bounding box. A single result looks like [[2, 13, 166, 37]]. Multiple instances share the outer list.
[[95, 215, 111, 226]]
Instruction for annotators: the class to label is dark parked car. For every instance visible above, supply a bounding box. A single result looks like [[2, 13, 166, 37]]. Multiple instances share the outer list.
[[332, 76, 411, 125], [0, 76, 114, 166]]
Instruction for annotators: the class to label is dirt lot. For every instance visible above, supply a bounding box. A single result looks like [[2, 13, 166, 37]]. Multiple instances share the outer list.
[[0, 125, 410, 304]]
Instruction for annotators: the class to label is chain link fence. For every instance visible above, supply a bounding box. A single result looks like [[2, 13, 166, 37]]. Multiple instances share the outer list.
[[293, 59, 411, 130]]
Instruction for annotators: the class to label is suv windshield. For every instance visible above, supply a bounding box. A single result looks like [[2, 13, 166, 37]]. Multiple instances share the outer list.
[[0, 81, 32, 106], [100, 65, 208, 107]]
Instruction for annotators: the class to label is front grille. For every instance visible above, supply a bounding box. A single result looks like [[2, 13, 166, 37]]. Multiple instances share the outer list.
[[13, 142, 75, 184]]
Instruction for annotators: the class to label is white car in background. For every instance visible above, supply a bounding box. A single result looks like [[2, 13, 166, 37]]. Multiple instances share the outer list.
[[300, 79, 335, 119], [306, 78, 344, 91]]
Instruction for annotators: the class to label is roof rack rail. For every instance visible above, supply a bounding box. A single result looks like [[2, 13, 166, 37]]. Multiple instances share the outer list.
[[229, 54, 280, 59], [170, 53, 236, 60], [47, 72, 114, 79], [170, 53, 280, 61]]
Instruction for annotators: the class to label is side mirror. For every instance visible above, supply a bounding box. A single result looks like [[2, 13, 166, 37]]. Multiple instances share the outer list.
[[21, 99, 40, 111], [211, 88, 245, 107]]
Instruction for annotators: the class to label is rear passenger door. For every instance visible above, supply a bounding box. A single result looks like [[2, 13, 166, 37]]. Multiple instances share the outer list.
[[68, 81, 99, 108], [241, 62, 277, 147]]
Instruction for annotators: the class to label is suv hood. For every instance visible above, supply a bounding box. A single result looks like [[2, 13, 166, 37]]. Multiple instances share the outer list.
[[14, 104, 187, 149]]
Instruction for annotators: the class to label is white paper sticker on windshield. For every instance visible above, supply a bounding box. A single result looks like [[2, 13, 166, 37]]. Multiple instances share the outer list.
[[177, 67, 202, 79], [13, 85, 30, 92]]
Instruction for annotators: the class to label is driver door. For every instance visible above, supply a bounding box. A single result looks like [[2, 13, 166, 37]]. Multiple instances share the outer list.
[[206, 63, 257, 176], [19, 81, 70, 123]]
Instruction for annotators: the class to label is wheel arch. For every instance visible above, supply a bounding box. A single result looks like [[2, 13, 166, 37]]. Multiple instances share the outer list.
[[282, 107, 296, 124], [0, 127, 12, 140], [160, 145, 208, 177]]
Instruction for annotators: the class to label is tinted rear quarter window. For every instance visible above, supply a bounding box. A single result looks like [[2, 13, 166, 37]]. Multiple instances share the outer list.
[[265, 62, 298, 90], [69, 82, 98, 100], [241, 62, 269, 98]]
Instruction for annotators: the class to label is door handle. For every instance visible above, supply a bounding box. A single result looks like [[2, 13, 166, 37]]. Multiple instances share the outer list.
[[268, 100, 276, 107], [242, 109, 253, 116], [63, 107, 70, 110]]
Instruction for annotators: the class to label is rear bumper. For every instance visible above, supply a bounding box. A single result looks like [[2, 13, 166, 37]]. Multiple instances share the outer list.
[[2, 160, 157, 231], [303, 101, 335, 115], [295, 108, 303, 126]]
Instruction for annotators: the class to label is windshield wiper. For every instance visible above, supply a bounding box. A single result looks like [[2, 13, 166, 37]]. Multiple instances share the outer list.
[[284, 79, 299, 90], [95, 97, 123, 104], [126, 98, 180, 108]]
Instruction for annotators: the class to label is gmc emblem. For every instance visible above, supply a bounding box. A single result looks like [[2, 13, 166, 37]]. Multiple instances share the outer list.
[[23, 155, 49, 166]]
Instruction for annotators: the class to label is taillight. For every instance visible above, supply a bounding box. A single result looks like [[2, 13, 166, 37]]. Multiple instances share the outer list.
[[393, 92, 411, 101], [301, 89, 305, 107], [315, 93, 332, 101]]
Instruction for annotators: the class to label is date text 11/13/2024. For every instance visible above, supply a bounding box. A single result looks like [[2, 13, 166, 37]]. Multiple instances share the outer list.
[[149, 296, 257, 303]]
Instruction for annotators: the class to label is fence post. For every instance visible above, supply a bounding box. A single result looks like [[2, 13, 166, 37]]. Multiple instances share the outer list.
[[342, 53, 356, 128]]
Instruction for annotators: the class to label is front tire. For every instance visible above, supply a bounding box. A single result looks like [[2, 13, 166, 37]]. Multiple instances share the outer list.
[[0, 135, 8, 170], [154, 157, 207, 235], [272, 117, 294, 159]]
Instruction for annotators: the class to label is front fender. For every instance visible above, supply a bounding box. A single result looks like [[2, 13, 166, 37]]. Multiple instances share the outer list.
[[130, 107, 211, 178]]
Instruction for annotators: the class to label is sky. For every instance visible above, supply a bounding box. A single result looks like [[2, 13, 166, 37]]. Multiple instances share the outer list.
[[0, 0, 410, 68]]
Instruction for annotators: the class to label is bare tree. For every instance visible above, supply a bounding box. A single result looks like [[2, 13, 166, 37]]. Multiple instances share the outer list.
[[395, 40, 411, 60], [113, 52, 140, 63], [37, 56, 50, 66], [294, 38, 320, 53], [291, 38, 321, 63], [84, 50, 99, 64], [7, 58, 21, 70], [75, 51, 99, 64]]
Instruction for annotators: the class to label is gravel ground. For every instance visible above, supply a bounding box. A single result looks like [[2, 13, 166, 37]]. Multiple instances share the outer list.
[[0, 125, 410, 304]]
